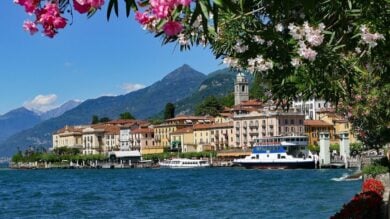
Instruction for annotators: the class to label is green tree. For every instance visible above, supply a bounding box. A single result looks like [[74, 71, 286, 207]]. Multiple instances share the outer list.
[[119, 112, 135, 120], [91, 115, 99, 124], [195, 96, 223, 117], [99, 117, 111, 123], [219, 93, 234, 108], [164, 103, 175, 120], [249, 72, 266, 101]]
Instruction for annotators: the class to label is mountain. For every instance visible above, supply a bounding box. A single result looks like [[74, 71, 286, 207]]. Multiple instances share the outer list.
[[0, 65, 206, 156], [0, 108, 41, 143], [174, 68, 238, 115], [40, 100, 82, 120]]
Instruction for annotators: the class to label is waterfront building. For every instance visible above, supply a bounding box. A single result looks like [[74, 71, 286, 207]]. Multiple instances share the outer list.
[[82, 124, 120, 155], [170, 127, 195, 152], [153, 115, 213, 149], [129, 127, 159, 154], [233, 107, 305, 148], [118, 120, 149, 151], [232, 73, 305, 149], [304, 120, 336, 145], [52, 125, 89, 150], [292, 98, 330, 120], [193, 122, 234, 151], [317, 109, 358, 143]]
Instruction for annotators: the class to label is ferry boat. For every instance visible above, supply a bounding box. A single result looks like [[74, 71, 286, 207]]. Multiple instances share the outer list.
[[159, 158, 210, 168], [233, 136, 316, 169]]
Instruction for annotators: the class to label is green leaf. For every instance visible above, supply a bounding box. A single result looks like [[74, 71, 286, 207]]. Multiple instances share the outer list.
[[107, 0, 119, 20]]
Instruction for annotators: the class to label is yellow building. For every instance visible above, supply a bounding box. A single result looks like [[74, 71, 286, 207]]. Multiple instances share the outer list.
[[317, 109, 358, 143], [193, 122, 234, 151], [52, 125, 86, 150], [153, 115, 212, 148], [304, 120, 336, 145], [170, 127, 195, 152]]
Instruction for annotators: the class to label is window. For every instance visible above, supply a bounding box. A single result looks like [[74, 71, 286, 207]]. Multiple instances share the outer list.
[[285, 119, 288, 125], [291, 119, 294, 125], [241, 85, 245, 92]]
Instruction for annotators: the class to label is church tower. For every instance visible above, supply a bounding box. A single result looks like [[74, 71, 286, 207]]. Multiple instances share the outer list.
[[234, 73, 249, 105]]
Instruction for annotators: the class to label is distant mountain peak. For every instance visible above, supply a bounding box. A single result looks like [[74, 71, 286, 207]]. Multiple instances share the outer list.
[[162, 65, 205, 82], [40, 100, 82, 121]]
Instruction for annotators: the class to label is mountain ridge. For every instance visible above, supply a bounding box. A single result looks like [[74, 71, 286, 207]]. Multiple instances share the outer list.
[[0, 65, 206, 156]]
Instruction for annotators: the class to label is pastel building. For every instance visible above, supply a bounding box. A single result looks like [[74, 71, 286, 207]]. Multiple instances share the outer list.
[[170, 127, 195, 152], [52, 125, 88, 150], [154, 115, 212, 148], [193, 122, 234, 151], [292, 98, 331, 120], [304, 120, 336, 145], [82, 124, 120, 155]]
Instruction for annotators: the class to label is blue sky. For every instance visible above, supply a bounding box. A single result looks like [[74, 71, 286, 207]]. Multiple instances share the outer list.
[[0, 1, 223, 114]]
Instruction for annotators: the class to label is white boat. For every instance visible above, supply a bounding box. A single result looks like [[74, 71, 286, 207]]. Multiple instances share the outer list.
[[233, 136, 316, 169], [159, 158, 210, 168]]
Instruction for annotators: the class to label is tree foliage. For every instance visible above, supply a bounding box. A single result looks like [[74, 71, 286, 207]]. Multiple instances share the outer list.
[[195, 95, 224, 117], [164, 102, 175, 120], [119, 112, 135, 120]]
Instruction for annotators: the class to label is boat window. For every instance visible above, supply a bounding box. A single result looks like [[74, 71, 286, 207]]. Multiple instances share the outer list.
[[278, 154, 281, 159], [281, 156, 286, 159], [256, 154, 259, 159]]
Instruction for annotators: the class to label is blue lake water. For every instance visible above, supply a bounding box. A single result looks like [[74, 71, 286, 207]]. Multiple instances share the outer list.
[[0, 168, 360, 218]]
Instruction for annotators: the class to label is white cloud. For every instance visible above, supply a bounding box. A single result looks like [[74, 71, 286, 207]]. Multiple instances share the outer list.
[[24, 94, 58, 112], [121, 83, 146, 93]]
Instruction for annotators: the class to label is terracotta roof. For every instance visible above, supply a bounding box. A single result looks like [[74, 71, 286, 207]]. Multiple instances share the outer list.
[[193, 122, 233, 130], [55, 125, 88, 134], [105, 119, 148, 126], [91, 124, 120, 134], [239, 99, 262, 106], [132, 128, 154, 134], [219, 112, 233, 118], [304, 120, 333, 127], [171, 127, 194, 134], [165, 115, 213, 122]]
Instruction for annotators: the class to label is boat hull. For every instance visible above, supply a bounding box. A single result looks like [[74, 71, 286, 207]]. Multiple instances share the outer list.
[[235, 160, 315, 169]]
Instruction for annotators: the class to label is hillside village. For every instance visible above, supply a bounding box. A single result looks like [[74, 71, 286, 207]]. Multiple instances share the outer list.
[[52, 73, 357, 157]]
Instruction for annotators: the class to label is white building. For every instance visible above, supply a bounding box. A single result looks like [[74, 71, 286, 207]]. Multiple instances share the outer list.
[[293, 98, 330, 120]]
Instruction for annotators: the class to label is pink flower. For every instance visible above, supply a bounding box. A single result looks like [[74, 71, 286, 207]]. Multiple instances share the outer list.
[[135, 12, 152, 25], [152, 5, 170, 18], [23, 20, 38, 35], [73, 0, 91, 14], [163, 21, 182, 36], [35, 3, 67, 38], [53, 17, 67, 29], [14, 0, 39, 13]]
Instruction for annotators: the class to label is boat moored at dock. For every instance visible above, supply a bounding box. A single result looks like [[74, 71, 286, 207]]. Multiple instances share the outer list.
[[233, 136, 316, 169], [159, 158, 210, 168]]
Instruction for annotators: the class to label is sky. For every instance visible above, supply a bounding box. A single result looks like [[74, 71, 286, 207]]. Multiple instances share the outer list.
[[0, 1, 224, 114]]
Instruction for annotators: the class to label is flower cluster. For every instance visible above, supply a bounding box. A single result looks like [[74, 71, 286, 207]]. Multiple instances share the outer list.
[[362, 178, 385, 197], [360, 25, 385, 48], [332, 178, 384, 219], [223, 57, 240, 69], [247, 55, 273, 73], [73, 0, 105, 14], [14, 0, 39, 14], [233, 40, 248, 53], [15, 0, 105, 38], [331, 191, 382, 219], [135, 0, 192, 37], [19, 2, 68, 38], [288, 22, 325, 63]]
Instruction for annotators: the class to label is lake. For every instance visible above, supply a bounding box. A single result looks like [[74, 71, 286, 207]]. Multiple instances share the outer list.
[[0, 168, 360, 218]]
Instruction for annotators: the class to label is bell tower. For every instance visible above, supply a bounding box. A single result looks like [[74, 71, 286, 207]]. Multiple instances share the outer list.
[[234, 73, 249, 105]]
